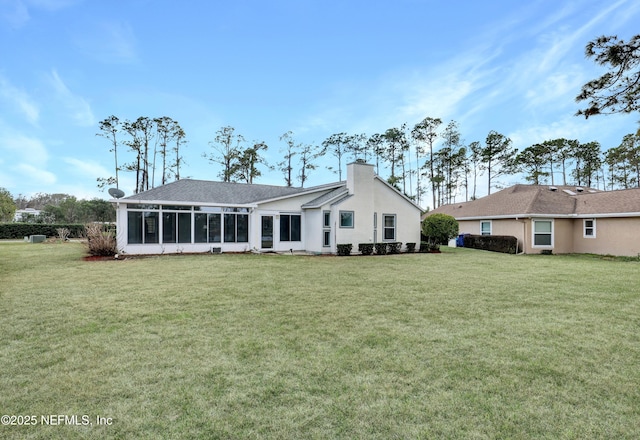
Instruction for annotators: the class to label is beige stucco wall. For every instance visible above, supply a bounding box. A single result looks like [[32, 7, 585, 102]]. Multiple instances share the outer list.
[[457, 219, 526, 252], [459, 216, 640, 256], [572, 217, 640, 256]]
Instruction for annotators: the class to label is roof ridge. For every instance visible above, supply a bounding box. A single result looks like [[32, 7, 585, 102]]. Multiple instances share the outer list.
[[523, 186, 540, 214]]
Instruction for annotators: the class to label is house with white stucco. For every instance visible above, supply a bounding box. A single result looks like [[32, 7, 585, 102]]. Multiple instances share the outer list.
[[112, 162, 423, 255]]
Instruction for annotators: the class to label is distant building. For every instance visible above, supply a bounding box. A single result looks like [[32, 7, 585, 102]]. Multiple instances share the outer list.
[[427, 184, 640, 256], [14, 208, 42, 222]]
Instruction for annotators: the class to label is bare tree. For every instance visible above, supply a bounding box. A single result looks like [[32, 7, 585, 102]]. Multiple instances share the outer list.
[[204, 126, 245, 182], [96, 115, 121, 190]]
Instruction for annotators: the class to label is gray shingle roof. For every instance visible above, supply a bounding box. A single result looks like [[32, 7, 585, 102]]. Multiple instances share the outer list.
[[428, 184, 640, 219], [121, 179, 343, 205], [301, 186, 348, 208]]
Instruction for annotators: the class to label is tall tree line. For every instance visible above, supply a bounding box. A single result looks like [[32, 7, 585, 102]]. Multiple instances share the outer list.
[[97, 116, 640, 207], [97, 115, 187, 194]]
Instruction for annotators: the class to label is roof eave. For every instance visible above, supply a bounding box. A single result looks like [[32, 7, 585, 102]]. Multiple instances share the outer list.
[[112, 199, 258, 208], [255, 182, 344, 204]]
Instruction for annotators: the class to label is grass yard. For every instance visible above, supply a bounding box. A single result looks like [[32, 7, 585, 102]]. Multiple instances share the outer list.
[[1, 242, 639, 439]]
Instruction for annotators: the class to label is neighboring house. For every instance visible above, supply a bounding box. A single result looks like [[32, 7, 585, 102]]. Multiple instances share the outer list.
[[112, 162, 422, 255], [14, 208, 42, 222], [426, 184, 640, 256]]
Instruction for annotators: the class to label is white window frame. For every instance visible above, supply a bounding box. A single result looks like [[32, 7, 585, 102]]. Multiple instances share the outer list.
[[583, 219, 596, 238], [383, 214, 396, 241], [532, 219, 554, 248], [480, 220, 492, 235]]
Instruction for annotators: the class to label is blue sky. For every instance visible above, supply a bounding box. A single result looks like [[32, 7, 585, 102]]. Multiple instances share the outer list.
[[1, 0, 639, 208]]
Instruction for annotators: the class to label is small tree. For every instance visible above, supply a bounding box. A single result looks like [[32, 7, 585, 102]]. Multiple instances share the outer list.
[[421, 213, 459, 248], [0, 188, 17, 222]]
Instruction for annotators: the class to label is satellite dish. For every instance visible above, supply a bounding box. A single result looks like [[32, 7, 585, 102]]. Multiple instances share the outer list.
[[108, 188, 125, 199]]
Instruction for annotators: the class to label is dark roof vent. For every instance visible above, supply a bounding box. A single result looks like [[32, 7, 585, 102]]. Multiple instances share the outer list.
[[549, 186, 558, 192]]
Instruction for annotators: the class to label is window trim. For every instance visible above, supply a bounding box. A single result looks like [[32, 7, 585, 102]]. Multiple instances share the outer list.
[[323, 230, 331, 247], [322, 211, 331, 247], [583, 218, 596, 238], [323, 211, 331, 228], [382, 214, 396, 241], [532, 219, 554, 248], [480, 220, 492, 235], [339, 211, 354, 228], [280, 213, 302, 242]]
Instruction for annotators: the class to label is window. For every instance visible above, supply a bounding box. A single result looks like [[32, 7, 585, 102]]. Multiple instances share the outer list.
[[323, 230, 331, 247], [209, 214, 222, 243], [533, 219, 553, 247], [163, 213, 177, 243], [323, 211, 331, 247], [480, 220, 492, 235], [127, 211, 143, 244], [163, 211, 192, 244], [224, 213, 249, 243], [178, 212, 191, 243], [339, 211, 354, 228], [280, 214, 301, 241], [373, 212, 378, 243], [127, 211, 159, 244], [584, 219, 596, 238], [194, 213, 208, 243], [383, 214, 396, 241]]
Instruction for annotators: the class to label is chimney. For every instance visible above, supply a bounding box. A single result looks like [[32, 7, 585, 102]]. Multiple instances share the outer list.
[[347, 161, 375, 195]]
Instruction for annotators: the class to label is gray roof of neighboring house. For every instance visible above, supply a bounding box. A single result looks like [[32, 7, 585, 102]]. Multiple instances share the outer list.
[[120, 179, 343, 205], [428, 184, 640, 219]]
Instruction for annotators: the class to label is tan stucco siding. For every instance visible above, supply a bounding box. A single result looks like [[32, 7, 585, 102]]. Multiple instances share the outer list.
[[456, 219, 526, 251], [551, 218, 574, 254], [573, 217, 640, 256]]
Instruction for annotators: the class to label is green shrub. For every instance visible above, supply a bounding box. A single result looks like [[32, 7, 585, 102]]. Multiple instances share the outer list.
[[405, 242, 416, 253], [374, 243, 387, 255], [421, 214, 458, 245], [419, 241, 429, 253], [388, 242, 402, 254], [0, 223, 86, 239], [463, 234, 519, 254], [336, 243, 353, 256], [358, 243, 374, 255]]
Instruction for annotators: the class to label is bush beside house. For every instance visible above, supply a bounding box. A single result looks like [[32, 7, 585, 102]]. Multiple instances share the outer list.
[[421, 214, 459, 250]]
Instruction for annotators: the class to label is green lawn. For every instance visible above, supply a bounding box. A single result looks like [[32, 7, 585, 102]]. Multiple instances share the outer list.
[[1, 242, 639, 439]]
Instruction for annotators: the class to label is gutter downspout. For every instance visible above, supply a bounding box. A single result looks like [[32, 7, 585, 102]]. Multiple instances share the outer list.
[[515, 217, 526, 255]]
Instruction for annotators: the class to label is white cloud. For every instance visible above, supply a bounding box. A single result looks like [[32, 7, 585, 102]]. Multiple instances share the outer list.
[[15, 163, 57, 185], [47, 69, 95, 126], [0, 131, 49, 165], [63, 157, 111, 179], [0, 75, 39, 124]]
